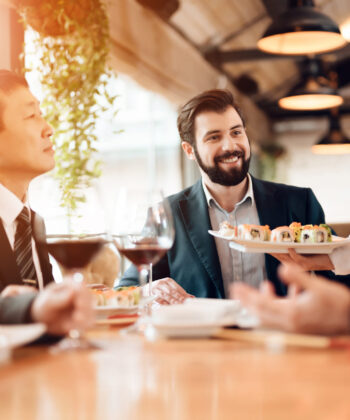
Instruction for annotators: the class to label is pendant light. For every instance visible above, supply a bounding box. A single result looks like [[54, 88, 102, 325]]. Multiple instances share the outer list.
[[278, 59, 343, 111], [312, 108, 350, 155], [258, 0, 347, 55]]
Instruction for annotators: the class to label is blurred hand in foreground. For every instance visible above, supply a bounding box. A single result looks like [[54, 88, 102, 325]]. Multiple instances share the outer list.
[[1, 284, 37, 298], [31, 282, 94, 335], [149, 278, 194, 305], [232, 263, 350, 335], [270, 248, 334, 271]]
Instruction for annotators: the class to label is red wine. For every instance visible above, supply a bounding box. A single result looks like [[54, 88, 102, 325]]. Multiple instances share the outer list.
[[118, 246, 169, 266], [46, 239, 106, 269]]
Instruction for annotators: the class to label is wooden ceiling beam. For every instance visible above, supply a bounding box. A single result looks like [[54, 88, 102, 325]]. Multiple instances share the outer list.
[[107, 0, 272, 143]]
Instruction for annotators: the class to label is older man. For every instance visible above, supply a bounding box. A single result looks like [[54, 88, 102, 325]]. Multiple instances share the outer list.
[[0, 70, 55, 292]]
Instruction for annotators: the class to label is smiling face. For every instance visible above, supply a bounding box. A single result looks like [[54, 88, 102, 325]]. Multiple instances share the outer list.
[[183, 106, 251, 186], [0, 86, 55, 181]]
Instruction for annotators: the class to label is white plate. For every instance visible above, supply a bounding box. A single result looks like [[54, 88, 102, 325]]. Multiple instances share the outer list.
[[149, 301, 259, 339], [95, 305, 139, 319], [0, 324, 46, 349], [150, 315, 258, 338], [150, 323, 221, 338], [94, 296, 155, 319], [209, 230, 350, 254]]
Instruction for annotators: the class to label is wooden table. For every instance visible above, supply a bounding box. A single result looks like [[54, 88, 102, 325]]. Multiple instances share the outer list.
[[1, 326, 350, 420]]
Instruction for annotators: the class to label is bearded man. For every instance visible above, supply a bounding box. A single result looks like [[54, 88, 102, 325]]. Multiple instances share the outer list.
[[120, 89, 349, 302]]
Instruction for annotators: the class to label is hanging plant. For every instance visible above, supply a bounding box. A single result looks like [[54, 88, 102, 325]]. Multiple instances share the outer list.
[[16, 0, 118, 214]]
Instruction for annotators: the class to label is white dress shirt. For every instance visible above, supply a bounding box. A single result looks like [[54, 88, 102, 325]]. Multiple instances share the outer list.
[[330, 239, 350, 276], [0, 183, 44, 289], [203, 174, 266, 297]]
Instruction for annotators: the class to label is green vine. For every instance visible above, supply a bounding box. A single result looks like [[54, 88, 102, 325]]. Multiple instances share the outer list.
[[17, 0, 118, 215]]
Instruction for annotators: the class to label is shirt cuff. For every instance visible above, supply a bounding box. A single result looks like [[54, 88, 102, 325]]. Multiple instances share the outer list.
[[330, 241, 350, 276]]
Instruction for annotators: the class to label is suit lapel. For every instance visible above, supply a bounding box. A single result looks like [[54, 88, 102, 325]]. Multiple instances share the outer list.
[[32, 211, 53, 286], [0, 220, 22, 290], [252, 177, 288, 295], [178, 181, 225, 298], [252, 177, 285, 229]]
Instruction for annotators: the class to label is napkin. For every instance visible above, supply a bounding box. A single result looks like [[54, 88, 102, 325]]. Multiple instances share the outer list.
[[152, 298, 242, 327]]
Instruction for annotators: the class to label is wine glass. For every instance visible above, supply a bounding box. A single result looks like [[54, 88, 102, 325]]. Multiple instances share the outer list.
[[112, 188, 175, 331], [37, 184, 108, 351]]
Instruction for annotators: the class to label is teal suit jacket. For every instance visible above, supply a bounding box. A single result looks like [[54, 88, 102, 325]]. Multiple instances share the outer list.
[[120, 177, 350, 297]]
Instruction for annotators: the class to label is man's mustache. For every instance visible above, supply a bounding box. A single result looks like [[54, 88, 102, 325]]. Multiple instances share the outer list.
[[214, 150, 244, 163]]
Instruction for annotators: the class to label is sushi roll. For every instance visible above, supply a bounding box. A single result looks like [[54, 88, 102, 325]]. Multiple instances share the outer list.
[[237, 224, 266, 241], [313, 225, 329, 243], [115, 289, 136, 307], [301, 225, 329, 243], [218, 220, 236, 238], [300, 225, 314, 243], [289, 222, 302, 243], [104, 290, 119, 306], [271, 226, 294, 242], [90, 289, 106, 306], [320, 224, 332, 242], [114, 286, 140, 306], [261, 225, 271, 241]]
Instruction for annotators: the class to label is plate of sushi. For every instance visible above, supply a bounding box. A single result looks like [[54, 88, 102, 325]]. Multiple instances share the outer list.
[[89, 285, 144, 319], [209, 221, 350, 254]]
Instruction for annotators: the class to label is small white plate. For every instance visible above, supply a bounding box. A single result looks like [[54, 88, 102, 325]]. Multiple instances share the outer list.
[[0, 324, 46, 348], [94, 296, 155, 319], [151, 323, 221, 338], [95, 305, 139, 319], [209, 230, 350, 254]]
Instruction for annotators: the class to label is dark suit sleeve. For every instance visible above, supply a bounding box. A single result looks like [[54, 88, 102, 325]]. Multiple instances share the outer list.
[[117, 254, 170, 287], [304, 189, 350, 287], [0, 293, 36, 324]]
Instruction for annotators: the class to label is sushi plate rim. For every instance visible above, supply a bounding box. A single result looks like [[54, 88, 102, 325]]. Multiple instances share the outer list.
[[208, 230, 350, 254]]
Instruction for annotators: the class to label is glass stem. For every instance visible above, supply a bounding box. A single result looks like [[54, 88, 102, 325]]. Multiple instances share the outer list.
[[138, 265, 149, 289], [138, 264, 150, 319], [149, 263, 153, 296], [68, 329, 81, 340]]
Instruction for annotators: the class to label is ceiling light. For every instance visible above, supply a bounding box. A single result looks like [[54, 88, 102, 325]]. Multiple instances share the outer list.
[[312, 109, 350, 154], [340, 18, 350, 42], [278, 59, 344, 111], [258, 0, 348, 55]]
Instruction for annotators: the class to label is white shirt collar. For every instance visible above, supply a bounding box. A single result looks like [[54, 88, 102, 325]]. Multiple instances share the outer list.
[[202, 174, 255, 211], [0, 183, 28, 226]]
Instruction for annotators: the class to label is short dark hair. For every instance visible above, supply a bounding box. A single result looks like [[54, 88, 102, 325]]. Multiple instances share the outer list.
[[177, 89, 245, 146], [0, 70, 29, 130]]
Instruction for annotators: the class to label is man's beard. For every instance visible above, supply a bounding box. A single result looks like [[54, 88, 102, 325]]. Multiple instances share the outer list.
[[194, 147, 251, 186]]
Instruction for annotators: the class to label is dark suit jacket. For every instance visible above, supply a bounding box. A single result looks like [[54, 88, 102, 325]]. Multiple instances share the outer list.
[[120, 176, 350, 297], [0, 211, 53, 293], [0, 292, 37, 323]]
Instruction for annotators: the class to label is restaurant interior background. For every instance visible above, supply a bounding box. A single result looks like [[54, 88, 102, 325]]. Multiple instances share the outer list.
[[0, 0, 350, 236]]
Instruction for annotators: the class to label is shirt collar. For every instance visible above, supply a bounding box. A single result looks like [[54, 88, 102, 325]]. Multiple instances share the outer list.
[[202, 174, 255, 211], [0, 183, 28, 226]]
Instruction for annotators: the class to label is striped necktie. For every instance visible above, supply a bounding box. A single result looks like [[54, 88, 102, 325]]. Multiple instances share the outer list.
[[14, 207, 37, 285]]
